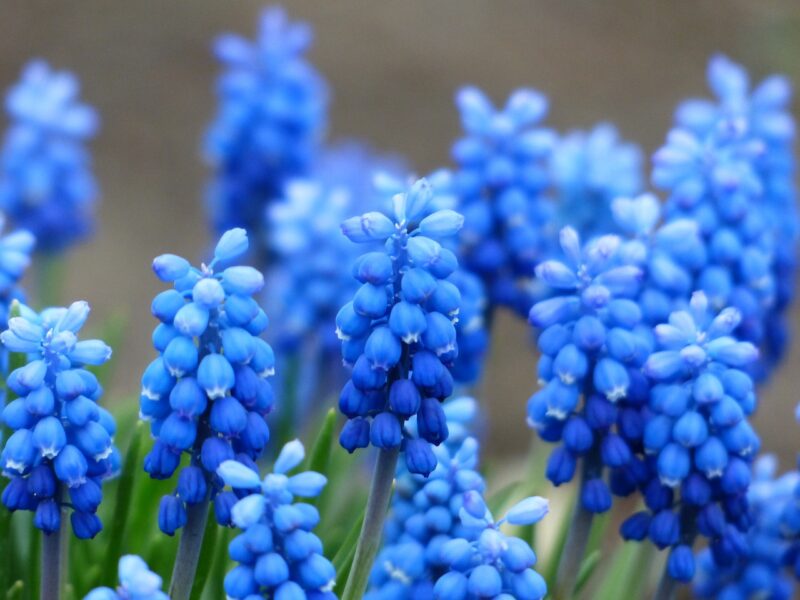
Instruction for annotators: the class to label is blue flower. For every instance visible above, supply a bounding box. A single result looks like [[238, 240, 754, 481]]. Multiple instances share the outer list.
[[336, 177, 464, 474], [552, 123, 643, 239], [0, 300, 116, 538], [618, 292, 760, 581], [0, 217, 34, 379], [141, 228, 275, 534], [652, 55, 797, 379], [84, 555, 168, 600], [216, 440, 335, 599], [0, 60, 99, 252], [367, 398, 486, 598], [446, 86, 557, 316], [433, 491, 548, 600], [526, 226, 646, 512], [693, 455, 798, 599], [205, 6, 328, 243]]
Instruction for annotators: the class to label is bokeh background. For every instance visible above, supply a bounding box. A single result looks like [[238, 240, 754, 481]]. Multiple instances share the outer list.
[[0, 0, 798, 463]]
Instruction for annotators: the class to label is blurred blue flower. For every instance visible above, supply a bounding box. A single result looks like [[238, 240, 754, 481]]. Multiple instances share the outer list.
[[140, 228, 275, 534], [216, 439, 336, 599], [336, 177, 464, 474], [205, 6, 328, 246], [84, 555, 168, 600], [447, 86, 557, 316], [0, 300, 116, 538], [552, 123, 643, 238], [0, 60, 99, 252], [694, 455, 798, 600]]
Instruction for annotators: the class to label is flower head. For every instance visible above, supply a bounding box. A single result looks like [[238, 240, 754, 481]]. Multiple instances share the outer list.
[[0, 60, 99, 252], [140, 228, 275, 534], [0, 300, 116, 538], [205, 6, 328, 240], [84, 555, 168, 600], [336, 177, 464, 474], [216, 440, 335, 599]]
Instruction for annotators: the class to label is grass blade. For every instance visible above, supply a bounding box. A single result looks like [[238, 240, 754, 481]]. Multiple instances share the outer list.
[[188, 510, 219, 600], [575, 549, 602, 596], [305, 409, 337, 476]]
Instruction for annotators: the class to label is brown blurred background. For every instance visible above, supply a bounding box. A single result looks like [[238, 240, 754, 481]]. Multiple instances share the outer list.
[[0, 0, 797, 463]]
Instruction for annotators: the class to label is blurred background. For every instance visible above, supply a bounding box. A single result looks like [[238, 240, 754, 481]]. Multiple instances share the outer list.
[[0, 0, 797, 463]]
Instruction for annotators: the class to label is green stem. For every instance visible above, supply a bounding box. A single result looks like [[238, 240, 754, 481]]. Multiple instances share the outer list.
[[553, 479, 594, 600], [40, 514, 66, 600], [168, 499, 210, 600], [653, 568, 676, 600], [341, 447, 399, 600]]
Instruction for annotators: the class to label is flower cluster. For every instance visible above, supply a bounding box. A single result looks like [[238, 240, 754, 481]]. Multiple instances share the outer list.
[[367, 397, 485, 598], [205, 6, 328, 241], [447, 86, 556, 316], [619, 292, 760, 581], [527, 226, 647, 513], [140, 228, 275, 534], [216, 440, 335, 599], [551, 123, 643, 238], [84, 555, 168, 600], [0, 60, 99, 252], [693, 455, 799, 600], [335, 177, 464, 474], [447, 270, 488, 385], [433, 491, 548, 600], [0, 301, 116, 538], [652, 55, 797, 378]]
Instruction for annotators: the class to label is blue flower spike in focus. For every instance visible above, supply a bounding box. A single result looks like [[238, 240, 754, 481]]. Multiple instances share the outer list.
[[621, 291, 760, 591], [337, 177, 464, 600], [84, 555, 168, 600], [0, 60, 99, 252], [205, 6, 328, 245], [0, 300, 116, 600], [140, 227, 274, 600], [216, 439, 335, 600], [433, 491, 548, 600]]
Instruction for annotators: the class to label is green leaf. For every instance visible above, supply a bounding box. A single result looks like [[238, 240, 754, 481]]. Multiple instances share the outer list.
[[543, 491, 576, 593], [207, 527, 230, 600], [0, 486, 10, 598], [305, 409, 337, 476], [331, 510, 365, 576], [585, 510, 610, 556], [27, 527, 40, 600], [6, 581, 23, 600], [575, 549, 602, 595], [102, 422, 146, 579], [188, 511, 219, 600], [595, 542, 654, 600]]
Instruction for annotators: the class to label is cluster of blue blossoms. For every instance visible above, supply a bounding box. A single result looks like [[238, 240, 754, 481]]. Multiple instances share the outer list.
[[446, 86, 556, 317], [368, 397, 548, 600], [140, 228, 275, 533], [205, 6, 328, 243], [0, 300, 116, 538], [0, 60, 99, 252], [335, 177, 464, 474], [85, 555, 168, 600], [216, 440, 336, 599]]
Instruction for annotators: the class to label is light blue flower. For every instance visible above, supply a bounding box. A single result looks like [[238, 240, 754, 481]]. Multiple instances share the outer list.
[[83, 555, 168, 600]]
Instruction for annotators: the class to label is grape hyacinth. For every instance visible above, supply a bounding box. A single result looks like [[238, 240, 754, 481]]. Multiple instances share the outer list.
[[367, 397, 485, 599], [0, 60, 99, 252], [335, 176, 464, 475], [447, 86, 556, 317], [620, 292, 760, 583], [216, 440, 335, 599], [433, 491, 548, 600], [0, 300, 116, 538], [693, 455, 799, 600], [205, 6, 328, 243], [552, 123, 643, 239], [140, 228, 274, 534], [653, 55, 797, 378], [84, 555, 168, 600], [527, 227, 646, 513], [0, 217, 35, 376]]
